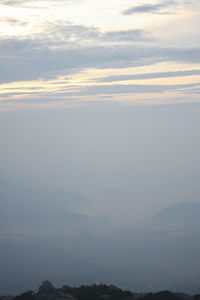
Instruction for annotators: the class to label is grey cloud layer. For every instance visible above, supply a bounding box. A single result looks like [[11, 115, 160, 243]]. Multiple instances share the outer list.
[[41, 22, 151, 43], [1, 0, 80, 6], [0, 17, 28, 25], [71, 83, 198, 96], [1, 36, 200, 83], [123, 1, 176, 15], [102, 29, 151, 42], [1, 82, 199, 105], [123, 0, 200, 15], [96, 70, 200, 83]]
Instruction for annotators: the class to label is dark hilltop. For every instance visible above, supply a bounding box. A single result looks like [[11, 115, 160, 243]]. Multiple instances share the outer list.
[[1, 281, 200, 300]]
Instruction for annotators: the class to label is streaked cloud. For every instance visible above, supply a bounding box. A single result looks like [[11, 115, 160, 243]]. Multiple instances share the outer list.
[[0, 17, 28, 25], [96, 70, 200, 82], [0, 0, 200, 108], [122, 0, 200, 16], [73, 82, 199, 96], [1, 0, 81, 6], [1, 33, 200, 82], [123, 2, 175, 15], [40, 21, 151, 44]]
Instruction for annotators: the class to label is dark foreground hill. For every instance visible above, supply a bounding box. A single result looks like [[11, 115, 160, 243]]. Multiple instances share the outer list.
[[1, 281, 200, 300]]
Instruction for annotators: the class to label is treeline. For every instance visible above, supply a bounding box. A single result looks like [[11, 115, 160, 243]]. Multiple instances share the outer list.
[[1, 282, 200, 300]]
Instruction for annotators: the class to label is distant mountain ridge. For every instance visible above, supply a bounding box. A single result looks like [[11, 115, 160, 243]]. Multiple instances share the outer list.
[[0, 179, 114, 237], [151, 202, 200, 232], [1, 180, 200, 295], [155, 202, 200, 220], [0, 179, 89, 233]]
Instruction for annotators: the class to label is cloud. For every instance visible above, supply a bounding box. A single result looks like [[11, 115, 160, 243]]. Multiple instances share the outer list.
[[73, 83, 198, 96], [1, 36, 200, 84], [122, 0, 200, 15], [40, 21, 151, 44], [123, 1, 176, 15], [102, 29, 152, 42], [0, 0, 200, 109], [0, 17, 28, 27], [96, 70, 200, 83], [185, 87, 200, 94], [1, 0, 81, 6], [41, 22, 100, 44], [1, 81, 199, 111]]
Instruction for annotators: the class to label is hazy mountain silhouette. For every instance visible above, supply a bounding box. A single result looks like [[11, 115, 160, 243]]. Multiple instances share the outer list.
[[155, 202, 200, 219], [150, 202, 200, 232], [0, 180, 111, 236], [1, 180, 200, 295]]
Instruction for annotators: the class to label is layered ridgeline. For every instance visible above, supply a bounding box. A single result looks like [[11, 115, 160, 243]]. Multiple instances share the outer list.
[[0, 179, 113, 236], [1, 281, 200, 300], [1, 180, 200, 294]]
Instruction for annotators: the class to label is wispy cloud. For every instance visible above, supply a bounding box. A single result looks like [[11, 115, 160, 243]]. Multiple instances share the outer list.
[[102, 29, 152, 42], [123, 1, 176, 15], [40, 21, 152, 44], [1, 0, 200, 108], [96, 70, 200, 83], [73, 82, 198, 96], [1, 0, 81, 7], [0, 17, 28, 25], [1, 35, 200, 84]]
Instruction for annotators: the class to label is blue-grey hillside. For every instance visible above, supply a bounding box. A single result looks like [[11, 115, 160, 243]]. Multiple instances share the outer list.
[[135, 202, 200, 234], [153, 202, 200, 232], [0, 180, 112, 236], [0, 181, 200, 295]]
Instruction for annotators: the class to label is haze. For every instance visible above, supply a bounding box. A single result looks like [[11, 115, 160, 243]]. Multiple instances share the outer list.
[[1, 105, 200, 223], [0, 0, 200, 296]]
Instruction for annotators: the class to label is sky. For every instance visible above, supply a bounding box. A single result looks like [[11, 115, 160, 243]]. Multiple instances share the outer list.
[[1, 1, 200, 294], [0, 0, 200, 222], [1, 104, 200, 223], [0, 0, 200, 109]]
